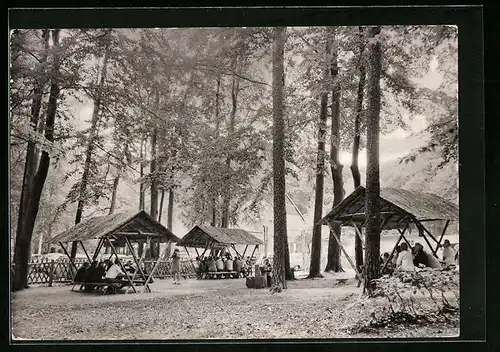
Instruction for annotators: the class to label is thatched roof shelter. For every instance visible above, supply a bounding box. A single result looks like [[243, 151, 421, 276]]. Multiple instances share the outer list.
[[319, 186, 459, 230], [48, 210, 180, 244], [178, 225, 263, 248]]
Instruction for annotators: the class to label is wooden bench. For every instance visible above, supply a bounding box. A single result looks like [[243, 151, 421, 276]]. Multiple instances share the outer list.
[[71, 279, 148, 293], [205, 271, 238, 279]]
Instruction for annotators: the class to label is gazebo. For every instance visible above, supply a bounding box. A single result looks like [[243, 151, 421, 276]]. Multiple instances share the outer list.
[[177, 225, 264, 260], [48, 210, 180, 293], [318, 186, 459, 282]]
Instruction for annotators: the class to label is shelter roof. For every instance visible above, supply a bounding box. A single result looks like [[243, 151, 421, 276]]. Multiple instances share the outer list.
[[48, 210, 180, 244], [177, 225, 263, 248], [319, 186, 459, 230]]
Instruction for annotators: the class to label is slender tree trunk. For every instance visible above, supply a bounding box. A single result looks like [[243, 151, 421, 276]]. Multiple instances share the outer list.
[[108, 174, 120, 215], [308, 44, 330, 278], [325, 30, 345, 273], [139, 138, 145, 211], [271, 27, 288, 289], [352, 26, 366, 273], [150, 130, 159, 221], [158, 189, 165, 223], [71, 45, 110, 259], [15, 29, 50, 259], [211, 76, 221, 226], [222, 61, 239, 228], [364, 26, 382, 295], [13, 29, 61, 291], [166, 188, 174, 257]]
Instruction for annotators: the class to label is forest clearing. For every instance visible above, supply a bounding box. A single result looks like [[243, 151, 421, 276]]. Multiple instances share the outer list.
[[12, 273, 459, 340], [10, 20, 460, 341]]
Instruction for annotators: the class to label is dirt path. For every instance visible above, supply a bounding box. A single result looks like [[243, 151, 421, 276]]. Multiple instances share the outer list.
[[11, 277, 458, 340]]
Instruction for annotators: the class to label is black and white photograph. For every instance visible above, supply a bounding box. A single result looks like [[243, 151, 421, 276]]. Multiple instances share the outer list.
[[10, 17, 462, 340]]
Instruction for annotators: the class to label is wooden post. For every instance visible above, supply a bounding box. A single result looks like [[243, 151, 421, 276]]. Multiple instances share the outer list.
[[59, 242, 78, 271], [242, 244, 249, 258], [327, 223, 363, 283], [125, 236, 149, 283], [231, 244, 242, 258], [48, 260, 55, 287], [250, 245, 258, 259], [351, 221, 364, 249], [145, 247, 168, 292], [411, 218, 439, 258], [380, 220, 410, 274], [106, 236, 136, 293], [434, 220, 450, 253], [79, 241, 91, 262], [92, 237, 105, 261]]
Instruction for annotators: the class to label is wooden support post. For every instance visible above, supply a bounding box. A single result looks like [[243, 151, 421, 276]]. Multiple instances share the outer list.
[[125, 236, 148, 282], [411, 218, 439, 258], [92, 237, 105, 261], [194, 247, 200, 257], [417, 222, 440, 244], [106, 236, 136, 293], [351, 221, 364, 249], [200, 241, 211, 257], [250, 245, 258, 259], [327, 223, 363, 283], [434, 220, 450, 253], [184, 246, 198, 274], [242, 244, 249, 258], [231, 244, 242, 258], [59, 242, 78, 271], [145, 247, 168, 291], [79, 241, 92, 262], [380, 220, 410, 274]]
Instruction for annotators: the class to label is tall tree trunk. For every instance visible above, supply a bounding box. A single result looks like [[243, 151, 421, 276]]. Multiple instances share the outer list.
[[308, 44, 330, 279], [211, 76, 221, 226], [13, 29, 60, 291], [158, 189, 165, 223], [15, 29, 50, 259], [108, 174, 120, 215], [166, 188, 174, 257], [364, 26, 382, 295], [150, 129, 159, 220], [71, 45, 110, 259], [139, 138, 146, 211], [222, 62, 239, 228], [352, 26, 366, 273], [271, 27, 288, 289], [325, 31, 345, 273]]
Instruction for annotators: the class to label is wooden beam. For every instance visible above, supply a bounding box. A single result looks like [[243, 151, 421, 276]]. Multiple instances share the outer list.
[[92, 237, 105, 261], [410, 218, 439, 258], [59, 242, 78, 271], [351, 221, 364, 250], [106, 236, 136, 293], [326, 223, 363, 283], [250, 245, 258, 259], [434, 220, 451, 253], [79, 240, 92, 262], [200, 241, 211, 257], [231, 244, 242, 258], [144, 247, 168, 292], [194, 247, 200, 257], [380, 220, 410, 274], [417, 222, 441, 244], [124, 236, 149, 285], [242, 244, 249, 258]]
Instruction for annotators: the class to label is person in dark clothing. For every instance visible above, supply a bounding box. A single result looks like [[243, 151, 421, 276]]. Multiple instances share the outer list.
[[413, 243, 429, 267], [74, 262, 90, 291], [83, 261, 101, 292]]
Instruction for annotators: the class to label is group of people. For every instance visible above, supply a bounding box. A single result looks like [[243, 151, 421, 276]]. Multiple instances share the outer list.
[[73, 257, 141, 294], [195, 253, 256, 279], [381, 239, 458, 274]]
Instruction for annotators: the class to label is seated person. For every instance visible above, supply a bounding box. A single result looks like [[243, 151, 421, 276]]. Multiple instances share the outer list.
[[215, 256, 224, 272], [442, 240, 456, 266], [396, 243, 415, 271], [84, 261, 103, 292], [74, 262, 89, 283], [123, 260, 137, 275], [233, 256, 242, 276], [380, 252, 394, 275], [105, 258, 126, 293], [413, 243, 430, 268], [224, 256, 234, 272], [207, 256, 217, 272]]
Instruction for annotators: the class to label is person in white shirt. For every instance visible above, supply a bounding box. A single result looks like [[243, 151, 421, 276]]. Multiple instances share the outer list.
[[105, 258, 125, 279], [396, 243, 415, 271], [442, 240, 456, 266]]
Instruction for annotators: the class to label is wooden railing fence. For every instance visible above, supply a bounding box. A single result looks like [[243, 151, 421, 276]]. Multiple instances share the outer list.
[[12, 258, 197, 286]]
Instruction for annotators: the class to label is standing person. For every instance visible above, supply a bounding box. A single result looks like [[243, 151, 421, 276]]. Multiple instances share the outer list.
[[171, 248, 181, 285], [262, 258, 273, 287], [396, 243, 415, 271], [442, 240, 456, 266]]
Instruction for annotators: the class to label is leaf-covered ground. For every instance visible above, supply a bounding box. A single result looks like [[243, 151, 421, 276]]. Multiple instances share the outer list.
[[11, 274, 458, 340]]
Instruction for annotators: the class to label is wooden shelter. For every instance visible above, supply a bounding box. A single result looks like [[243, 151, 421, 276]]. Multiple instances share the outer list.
[[48, 210, 180, 293], [318, 186, 459, 282], [177, 225, 264, 259]]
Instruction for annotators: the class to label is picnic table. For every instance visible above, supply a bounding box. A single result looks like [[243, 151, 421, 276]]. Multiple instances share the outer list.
[[71, 275, 149, 294]]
